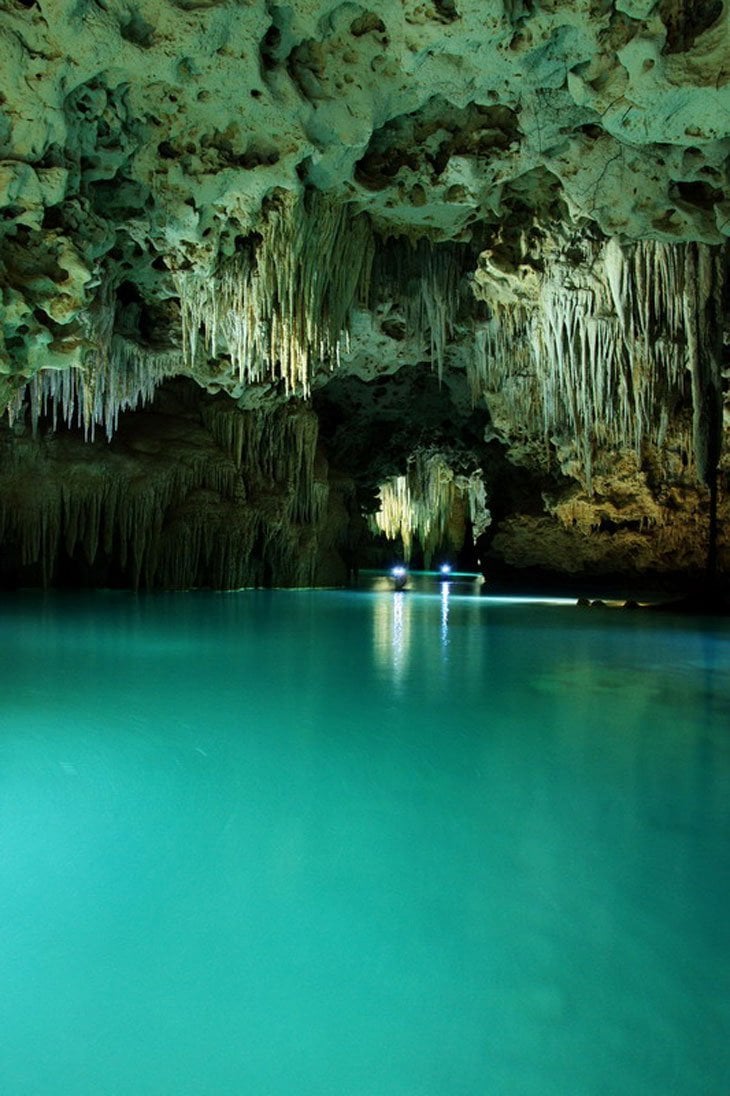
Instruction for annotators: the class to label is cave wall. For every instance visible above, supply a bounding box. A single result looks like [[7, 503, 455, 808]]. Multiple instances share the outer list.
[[0, 381, 353, 588]]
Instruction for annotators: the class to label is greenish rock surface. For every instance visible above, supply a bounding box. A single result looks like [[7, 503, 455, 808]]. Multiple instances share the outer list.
[[0, 0, 728, 586]]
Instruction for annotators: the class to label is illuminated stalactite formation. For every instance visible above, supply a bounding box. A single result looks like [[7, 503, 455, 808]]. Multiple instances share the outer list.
[[175, 191, 374, 396], [372, 451, 490, 564], [470, 236, 727, 491]]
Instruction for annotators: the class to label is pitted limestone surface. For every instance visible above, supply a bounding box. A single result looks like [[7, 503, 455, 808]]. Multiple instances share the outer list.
[[0, 0, 728, 583]]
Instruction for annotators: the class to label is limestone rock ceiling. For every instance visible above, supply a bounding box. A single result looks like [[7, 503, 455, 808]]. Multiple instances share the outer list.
[[0, 0, 729, 584], [1, 0, 728, 373]]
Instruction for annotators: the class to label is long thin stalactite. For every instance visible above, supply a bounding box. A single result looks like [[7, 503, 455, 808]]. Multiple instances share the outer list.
[[470, 236, 726, 489]]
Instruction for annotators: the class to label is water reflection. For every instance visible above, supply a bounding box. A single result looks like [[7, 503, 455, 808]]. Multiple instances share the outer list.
[[440, 582, 450, 649], [372, 583, 453, 682], [373, 590, 412, 682]]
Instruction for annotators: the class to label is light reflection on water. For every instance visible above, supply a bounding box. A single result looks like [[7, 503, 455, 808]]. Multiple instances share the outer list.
[[372, 589, 412, 685], [0, 589, 729, 1096], [441, 581, 450, 648]]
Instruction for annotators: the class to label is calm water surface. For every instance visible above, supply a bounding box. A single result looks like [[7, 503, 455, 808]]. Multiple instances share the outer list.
[[1, 587, 729, 1095]]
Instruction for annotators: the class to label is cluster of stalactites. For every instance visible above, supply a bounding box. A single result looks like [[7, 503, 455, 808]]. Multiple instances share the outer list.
[[175, 191, 375, 397], [3, 206, 475, 445], [368, 238, 474, 381], [200, 397, 328, 526], [471, 237, 726, 489], [0, 430, 240, 587], [6, 327, 183, 442], [372, 451, 490, 564], [0, 394, 329, 589], [0, 468, 321, 591]]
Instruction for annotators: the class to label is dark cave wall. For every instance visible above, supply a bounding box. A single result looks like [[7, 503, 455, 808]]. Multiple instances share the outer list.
[[1, 364, 728, 590], [0, 381, 355, 590]]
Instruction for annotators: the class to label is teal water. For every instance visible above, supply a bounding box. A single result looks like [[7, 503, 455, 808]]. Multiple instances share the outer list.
[[1, 588, 729, 1096]]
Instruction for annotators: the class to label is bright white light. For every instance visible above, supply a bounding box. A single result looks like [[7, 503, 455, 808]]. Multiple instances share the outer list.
[[440, 563, 452, 575], [482, 596, 577, 606], [391, 566, 407, 578]]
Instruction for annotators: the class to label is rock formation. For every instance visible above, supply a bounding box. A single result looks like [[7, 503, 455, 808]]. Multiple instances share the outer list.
[[0, 0, 728, 587]]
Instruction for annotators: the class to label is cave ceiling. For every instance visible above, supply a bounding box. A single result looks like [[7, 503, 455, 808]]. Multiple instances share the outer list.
[[0, 0, 729, 584]]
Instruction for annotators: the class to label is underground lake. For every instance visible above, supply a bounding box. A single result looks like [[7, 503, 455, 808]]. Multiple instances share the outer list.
[[1, 585, 728, 1095]]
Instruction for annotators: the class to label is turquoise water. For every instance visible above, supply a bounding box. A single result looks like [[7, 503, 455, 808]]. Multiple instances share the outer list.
[[1, 587, 729, 1096]]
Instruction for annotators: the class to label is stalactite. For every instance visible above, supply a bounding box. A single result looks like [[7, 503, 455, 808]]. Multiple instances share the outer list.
[[470, 236, 725, 489], [466, 471, 491, 539], [4, 192, 374, 435], [372, 452, 489, 564], [683, 242, 725, 489], [175, 190, 374, 395], [7, 333, 183, 440], [368, 238, 473, 380], [201, 397, 327, 526], [4, 207, 474, 454], [0, 384, 332, 589]]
